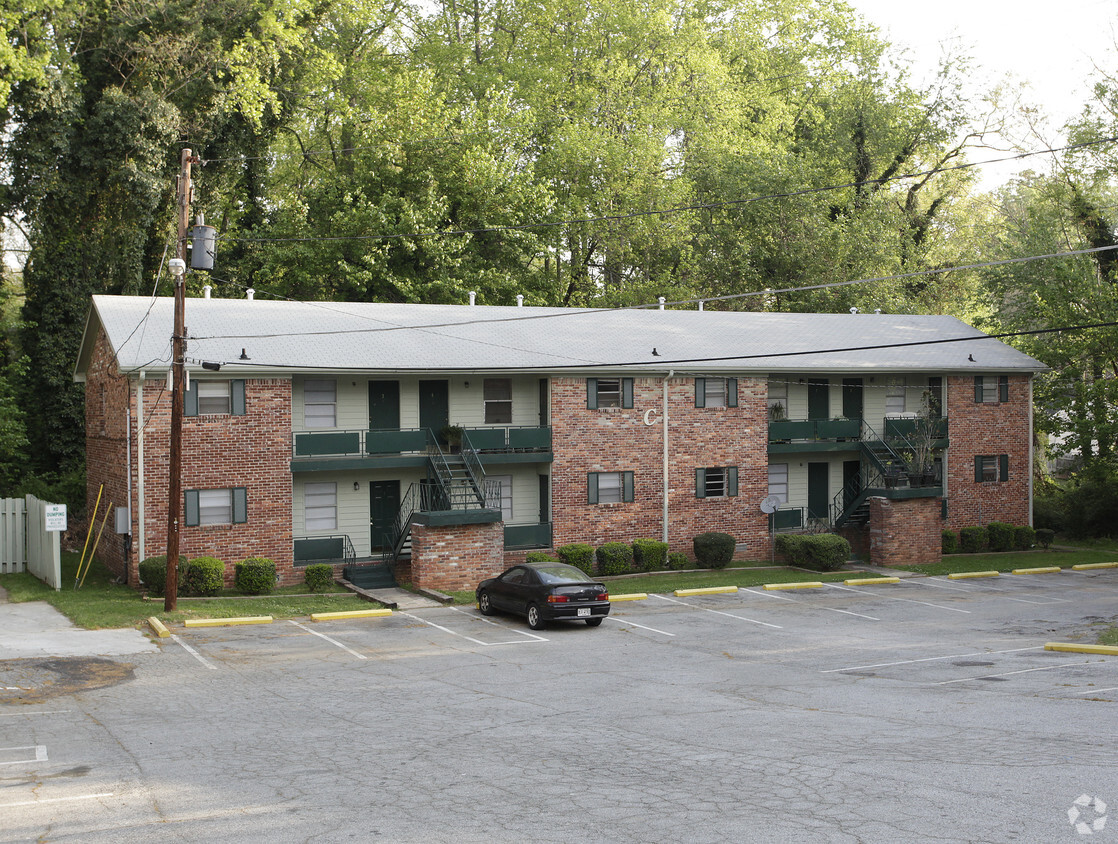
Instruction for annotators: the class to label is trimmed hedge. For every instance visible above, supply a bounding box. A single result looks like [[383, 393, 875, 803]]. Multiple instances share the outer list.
[[987, 521, 1015, 553], [693, 532, 735, 568], [138, 555, 170, 595], [1036, 528, 1055, 550], [557, 543, 594, 575], [1013, 525, 1036, 551], [632, 538, 668, 572], [959, 526, 988, 554], [182, 556, 225, 597], [775, 534, 851, 572], [303, 563, 334, 592], [235, 557, 276, 594], [667, 551, 691, 570], [596, 542, 633, 576], [525, 551, 559, 563], [941, 530, 958, 555]]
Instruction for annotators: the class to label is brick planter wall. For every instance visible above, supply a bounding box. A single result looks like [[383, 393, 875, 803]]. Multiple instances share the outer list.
[[410, 521, 505, 592], [550, 376, 769, 558], [867, 496, 943, 567]]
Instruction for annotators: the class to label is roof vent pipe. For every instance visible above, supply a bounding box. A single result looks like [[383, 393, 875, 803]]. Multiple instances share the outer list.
[[874, 308, 882, 315], [203, 285, 212, 299], [850, 307, 859, 314], [698, 301, 704, 311], [658, 297, 665, 310], [517, 295, 524, 307], [246, 288, 255, 301], [469, 291, 476, 306]]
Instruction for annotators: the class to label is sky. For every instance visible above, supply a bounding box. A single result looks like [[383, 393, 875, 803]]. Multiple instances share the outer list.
[[847, 0, 1117, 186]]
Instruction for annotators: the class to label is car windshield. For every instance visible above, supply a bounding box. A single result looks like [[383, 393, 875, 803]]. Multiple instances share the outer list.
[[533, 563, 592, 584]]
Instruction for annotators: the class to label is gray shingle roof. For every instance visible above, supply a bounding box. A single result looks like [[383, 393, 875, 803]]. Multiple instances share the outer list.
[[77, 295, 1047, 378]]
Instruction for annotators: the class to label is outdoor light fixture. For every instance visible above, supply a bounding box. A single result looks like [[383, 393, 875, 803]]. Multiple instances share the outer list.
[[353, 482, 360, 491], [168, 258, 186, 279], [201, 361, 221, 371]]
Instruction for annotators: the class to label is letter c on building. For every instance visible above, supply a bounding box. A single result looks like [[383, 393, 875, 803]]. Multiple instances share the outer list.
[[643, 408, 660, 426]]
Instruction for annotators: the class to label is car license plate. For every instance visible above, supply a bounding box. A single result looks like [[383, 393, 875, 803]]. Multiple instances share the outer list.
[[577, 608, 591, 617]]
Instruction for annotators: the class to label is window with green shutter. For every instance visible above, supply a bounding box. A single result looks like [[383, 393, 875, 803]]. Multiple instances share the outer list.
[[588, 471, 634, 503], [587, 378, 633, 409], [696, 466, 738, 498]]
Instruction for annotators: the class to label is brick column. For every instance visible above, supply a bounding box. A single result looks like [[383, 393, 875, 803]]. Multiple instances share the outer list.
[[410, 521, 505, 592], [867, 497, 943, 567]]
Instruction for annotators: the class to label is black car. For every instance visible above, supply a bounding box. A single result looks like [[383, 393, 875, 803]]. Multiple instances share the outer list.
[[476, 562, 611, 629]]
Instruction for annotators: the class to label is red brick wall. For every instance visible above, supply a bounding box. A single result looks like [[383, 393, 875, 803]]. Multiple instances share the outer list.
[[945, 374, 1031, 531], [550, 376, 769, 557], [410, 521, 505, 591], [867, 496, 943, 566]]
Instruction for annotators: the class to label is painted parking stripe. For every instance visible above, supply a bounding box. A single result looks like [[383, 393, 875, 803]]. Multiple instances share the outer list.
[[447, 606, 549, 644], [1076, 686, 1118, 695], [821, 646, 1043, 674], [651, 593, 783, 628], [402, 610, 548, 646], [826, 583, 971, 613], [0, 745, 47, 765], [605, 616, 675, 636], [910, 579, 1056, 605], [742, 587, 879, 620], [932, 660, 1097, 685], [288, 620, 368, 660], [0, 792, 115, 809], [169, 634, 218, 670]]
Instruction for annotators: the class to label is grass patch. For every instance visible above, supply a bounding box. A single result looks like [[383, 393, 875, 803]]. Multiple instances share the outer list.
[[1099, 627, 1118, 647], [888, 549, 1118, 577], [0, 553, 364, 629]]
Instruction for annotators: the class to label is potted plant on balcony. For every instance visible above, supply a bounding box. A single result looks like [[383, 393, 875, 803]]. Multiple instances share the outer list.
[[905, 394, 941, 487], [440, 423, 464, 453]]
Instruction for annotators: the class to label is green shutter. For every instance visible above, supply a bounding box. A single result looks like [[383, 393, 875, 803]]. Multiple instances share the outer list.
[[587, 473, 599, 504], [695, 467, 707, 498], [974, 456, 983, 483], [727, 466, 738, 497], [185, 380, 199, 416], [973, 376, 983, 403], [622, 378, 634, 408], [727, 378, 738, 408], [587, 379, 598, 409], [622, 471, 634, 502], [185, 489, 200, 526], [232, 380, 246, 416], [999, 375, 1009, 402], [999, 454, 1009, 482], [233, 487, 247, 523], [695, 378, 705, 408]]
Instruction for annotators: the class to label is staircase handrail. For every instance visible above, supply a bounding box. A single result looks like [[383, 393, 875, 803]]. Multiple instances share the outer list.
[[458, 430, 487, 502]]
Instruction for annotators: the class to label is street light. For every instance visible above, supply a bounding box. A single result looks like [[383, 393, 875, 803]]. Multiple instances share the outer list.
[[168, 258, 186, 279]]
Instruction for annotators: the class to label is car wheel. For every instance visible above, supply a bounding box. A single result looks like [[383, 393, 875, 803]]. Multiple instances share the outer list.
[[478, 591, 495, 616], [526, 603, 546, 630], [585, 617, 604, 627]]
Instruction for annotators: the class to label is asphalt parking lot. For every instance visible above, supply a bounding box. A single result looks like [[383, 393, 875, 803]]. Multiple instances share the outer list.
[[3, 569, 1117, 842]]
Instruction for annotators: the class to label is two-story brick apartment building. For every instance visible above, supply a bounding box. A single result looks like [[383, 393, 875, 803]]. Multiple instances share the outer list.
[[75, 295, 1045, 591]]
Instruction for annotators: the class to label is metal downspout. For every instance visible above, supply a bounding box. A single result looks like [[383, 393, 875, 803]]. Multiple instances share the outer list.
[[662, 370, 674, 543], [1028, 374, 1035, 527], [137, 373, 145, 564]]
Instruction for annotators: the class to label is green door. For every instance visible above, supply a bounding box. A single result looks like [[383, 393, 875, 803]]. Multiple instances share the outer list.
[[842, 378, 863, 420], [419, 379, 449, 441], [370, 480, 401, 551], [808, 379, 829, 420], [369, 380, 400, 430], [808, 462, 829, 521]]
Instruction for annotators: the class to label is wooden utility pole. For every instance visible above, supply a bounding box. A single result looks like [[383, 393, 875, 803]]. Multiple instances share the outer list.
[[165, 148, 194, 612]]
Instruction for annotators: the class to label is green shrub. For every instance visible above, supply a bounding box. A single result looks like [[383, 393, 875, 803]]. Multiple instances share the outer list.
[[1036, 528, 1055, 550], [776, 534, 850, 571], [693, 532, 735, 568], [556, 543, 595, 575], [303, 563, 334, 592], [941, 530, 958, 555], [525, 551, 559, 563], [632, 538, 668, 572], [596, 542, 633, 576], [987, 522, 1015, 552], [182, 556, 225, 597], [959, 526, 988, 554], [234, 557, 276, 594], [1032, 494, 1066, 533], [667, 552, 691, 570], [138, 555, 169, 595], [1013, 525, 1036, 551]]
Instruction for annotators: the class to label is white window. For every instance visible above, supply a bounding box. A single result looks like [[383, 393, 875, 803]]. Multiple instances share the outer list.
[[597, 472, 623, 503], [486, 474, 513, 520], [197, 381, 231, 415], [768, 463, 788, 504], [484, 379, 512, 424], [304, 482, 338, 531], [596, 379, 622, 408], [304, 379, 337, 428], [768, 380, 788, 417], [198, 489, 233, 525], [885, 378, 906, 416], [703, 379, 727, 409]]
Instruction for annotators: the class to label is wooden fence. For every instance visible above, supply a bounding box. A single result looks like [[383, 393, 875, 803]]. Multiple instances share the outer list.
[[0, 496, 62, 590]]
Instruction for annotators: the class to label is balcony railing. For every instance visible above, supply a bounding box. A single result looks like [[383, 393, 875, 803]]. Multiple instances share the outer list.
[[504, 522, 553, 550], [768, 417, 861, 442], [293, 426, 552, 459]]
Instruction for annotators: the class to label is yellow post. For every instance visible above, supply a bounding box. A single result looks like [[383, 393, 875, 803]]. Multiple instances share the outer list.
[[74, 485, 103, 589], [78, 503, 114, 589]]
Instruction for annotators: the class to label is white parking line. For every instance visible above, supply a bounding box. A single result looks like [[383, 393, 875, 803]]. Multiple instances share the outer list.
[[1076, 686, 1118, 695], [0, 710, 71, 718], [0, 745, 47, 765], [933, 660, 1097, 685], [606, 616, 675, 636], [911, 580, 1054, 605], [447, 606, 549, 643], [651, 594, 783, 628], [401, 610, 548, 645], [822, 646, 1043, 673], [0, 792, 114, 809], [741, 587, 878, 620], [169, 634, 218, 670], [288, 620, 368, 659], [826, 583, 971, 613]]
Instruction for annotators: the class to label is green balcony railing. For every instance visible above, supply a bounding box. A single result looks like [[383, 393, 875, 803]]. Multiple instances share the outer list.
[[366, 428, 428, 454], [504, 522, 553, 550], [293, 431, 362, 457], [768, 417, 860, 442], [292, 426, 552, 459]]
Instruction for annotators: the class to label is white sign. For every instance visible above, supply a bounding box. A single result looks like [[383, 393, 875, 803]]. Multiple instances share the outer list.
[[44, 504, 67, 531]]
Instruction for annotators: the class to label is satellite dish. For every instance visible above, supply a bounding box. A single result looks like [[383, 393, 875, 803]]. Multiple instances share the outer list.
[[760, 495, 781, 514]]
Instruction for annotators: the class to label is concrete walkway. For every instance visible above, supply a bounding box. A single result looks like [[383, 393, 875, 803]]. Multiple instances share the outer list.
[[0, 584, 157, 659]]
